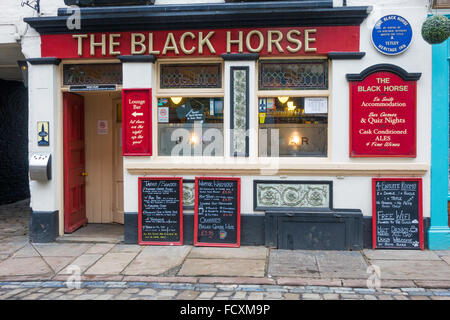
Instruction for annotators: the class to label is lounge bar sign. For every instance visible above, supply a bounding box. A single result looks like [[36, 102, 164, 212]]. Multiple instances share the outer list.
[[122, 88, 152, 156], [346, 64, 421, 157], [40, 26, 360, 59]]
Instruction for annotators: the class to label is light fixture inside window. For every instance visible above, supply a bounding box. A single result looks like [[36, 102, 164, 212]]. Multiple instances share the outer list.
[[190, 133, 199, 145], [277, 96, 289, 104], [170, 96, 183, 105], [288, 134, 301, 146], [287, 101, 297, 111]]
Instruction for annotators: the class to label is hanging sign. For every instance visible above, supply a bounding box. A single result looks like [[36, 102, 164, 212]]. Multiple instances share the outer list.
[[194, 177, 241, 247], [372, 178, 423, 250], [347, 65, 421, 157], [122, 88, 152, 156], [138, 177, 183, 245], [372, 15, 412, 56]]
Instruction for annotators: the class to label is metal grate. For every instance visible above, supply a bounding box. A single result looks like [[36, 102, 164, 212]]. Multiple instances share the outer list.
[[258, 60, 328, 90], [63, 64, 122, 86], [160, 64, 222, 89]]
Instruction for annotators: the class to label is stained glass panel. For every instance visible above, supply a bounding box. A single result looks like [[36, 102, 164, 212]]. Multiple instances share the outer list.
[[63, 64, 122, 86], [160, 64, 222, 89], [258, 60, 328, 90]]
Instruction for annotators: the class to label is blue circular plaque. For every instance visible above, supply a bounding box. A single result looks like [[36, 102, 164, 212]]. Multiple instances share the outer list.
[[372, 15, 412, 55]]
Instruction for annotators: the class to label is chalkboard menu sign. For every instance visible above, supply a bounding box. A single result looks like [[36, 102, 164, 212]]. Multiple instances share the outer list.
[[194, 177, 241, 247], [138, 177, 183, 245], [372, 178, 423, 250]]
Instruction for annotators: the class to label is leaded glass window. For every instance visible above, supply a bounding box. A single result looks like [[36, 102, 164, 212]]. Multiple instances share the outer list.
[[63, 64, 122, 86], [258, 60, 328, 90], [160, 64, 222, 89]]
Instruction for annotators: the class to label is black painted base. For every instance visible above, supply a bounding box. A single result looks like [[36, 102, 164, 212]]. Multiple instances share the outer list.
[[123, 212, 431, 249], [29, 210, 59, 243]]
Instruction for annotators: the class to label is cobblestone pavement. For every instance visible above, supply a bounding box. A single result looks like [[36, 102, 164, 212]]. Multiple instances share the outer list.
[[0, 281, 449, 300]]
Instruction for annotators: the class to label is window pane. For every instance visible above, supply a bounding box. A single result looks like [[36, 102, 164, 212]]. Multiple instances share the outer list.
[[157, 97, 224, 156], [63, 64, 122, 85], [160, 64, 222, 89], [258, 97, 327, 157], [258, 60, 328, 90], [433, 0, 450, 8]]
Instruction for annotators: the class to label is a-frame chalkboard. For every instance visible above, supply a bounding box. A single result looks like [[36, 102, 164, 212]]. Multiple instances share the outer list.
[[138, 177, 183, 245], [372, 178, 423, 250], [194, 177, 241, 247]]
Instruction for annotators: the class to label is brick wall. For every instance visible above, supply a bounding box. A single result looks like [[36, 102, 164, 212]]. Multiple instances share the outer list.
[[0, 79, 29, 205]]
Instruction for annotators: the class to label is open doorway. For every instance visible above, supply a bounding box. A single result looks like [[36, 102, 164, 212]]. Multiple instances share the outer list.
[[63, 90, 124, 241]]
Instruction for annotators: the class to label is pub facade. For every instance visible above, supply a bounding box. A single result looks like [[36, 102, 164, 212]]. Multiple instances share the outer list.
[[23, 0, 448, 250]]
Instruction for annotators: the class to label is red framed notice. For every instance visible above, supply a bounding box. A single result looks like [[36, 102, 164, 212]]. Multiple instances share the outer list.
[[194, 177, 241, 247], [138, 177, 183, 246], [372, 178, 423, 250], [122, 88, 152, 156], [348, 67, 419, 157]]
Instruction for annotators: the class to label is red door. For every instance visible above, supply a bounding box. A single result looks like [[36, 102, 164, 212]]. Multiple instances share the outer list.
[[63, 92, 88, 233]]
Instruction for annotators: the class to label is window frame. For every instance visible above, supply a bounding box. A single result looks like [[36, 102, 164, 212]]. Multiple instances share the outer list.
[[154, 59, 225, 158], [255, 56, 331, 159]]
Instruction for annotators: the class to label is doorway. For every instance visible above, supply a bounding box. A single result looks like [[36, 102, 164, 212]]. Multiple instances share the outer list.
[[63, 91, 124, 235]]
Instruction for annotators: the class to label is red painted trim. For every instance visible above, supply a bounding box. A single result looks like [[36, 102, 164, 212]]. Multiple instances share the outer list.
[[138, 177, 183, 246], [372, 178, 424, 250], [194, 177, 241, 248], [122, 88, 152, 156]]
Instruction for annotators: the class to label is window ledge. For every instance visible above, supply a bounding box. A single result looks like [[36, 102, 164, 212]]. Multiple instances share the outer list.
[[125, 161, 429, 176]]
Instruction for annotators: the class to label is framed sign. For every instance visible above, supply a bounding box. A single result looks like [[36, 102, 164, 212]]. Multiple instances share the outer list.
[[194, 177, 241, 247], [138, 177, 183, 245], [372, 178, 423, 250], [37, 121, 49, 146], [347, 64, 421, 157], [122, 88, 152, 156], [372, 15, 412, 56]]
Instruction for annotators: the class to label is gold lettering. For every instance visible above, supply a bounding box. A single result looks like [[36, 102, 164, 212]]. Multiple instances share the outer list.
[[267, 30, 283, 53], [109, 34, 121, 55], [73, 34, 88, 56], [148, 33, 160, 55], [246, 30, 264, 53], [227, 31, 243, 53], [198, 31, 215, 54], [162, 33, 179, 55], [90, 34, 106, 56], [305, 29, 317, 52], [180, 32, 196, 55], [131, 33, 146, 54], [286, 30, 302, 53]]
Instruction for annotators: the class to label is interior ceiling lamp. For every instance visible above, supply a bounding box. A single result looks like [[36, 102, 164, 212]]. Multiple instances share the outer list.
[[277, 96, 289, 104], [170, 97, 183, 105], [287, 101, 296, 111], [288, 134, 300, 146]]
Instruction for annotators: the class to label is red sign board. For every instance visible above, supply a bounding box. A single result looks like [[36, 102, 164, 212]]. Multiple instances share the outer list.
[[122, 89, 152, 156], [40, 26, 359, 59], [349, 71, 417, 157]]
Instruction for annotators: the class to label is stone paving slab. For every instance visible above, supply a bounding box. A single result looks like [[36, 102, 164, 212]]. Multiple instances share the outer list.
[[315, 251, 369, 279], [42, 257, 75, 274], [187, 246, 267, 260], [178, 259, 266, 277], [371, 260, 450, 280], [123, 246, 191, 276], [268, 250, 319, 278], [58, 254, 103, 275], [0, 257, 52, 276], [11, 244, 39, 258], [85, 252, 139, 275], [363, 249, 442, 261], [33, 243, 94, 257]]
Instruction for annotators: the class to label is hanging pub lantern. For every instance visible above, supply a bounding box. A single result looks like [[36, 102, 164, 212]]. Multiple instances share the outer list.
[[421, 14, 450, 44]]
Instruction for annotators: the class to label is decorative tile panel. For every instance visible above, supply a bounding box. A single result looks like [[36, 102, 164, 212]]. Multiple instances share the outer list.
[[230, 67, 249, 157], [183, 180, 195, 208], [254, 180, 332, 211]]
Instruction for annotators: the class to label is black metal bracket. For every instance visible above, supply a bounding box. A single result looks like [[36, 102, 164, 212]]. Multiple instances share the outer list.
[[21, 0, 40, 14]]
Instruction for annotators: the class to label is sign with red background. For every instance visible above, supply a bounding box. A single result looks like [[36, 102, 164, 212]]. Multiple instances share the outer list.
[[122, 89, 152, 156], [40, 26, 359, 59], [349, 71, 417, 157]]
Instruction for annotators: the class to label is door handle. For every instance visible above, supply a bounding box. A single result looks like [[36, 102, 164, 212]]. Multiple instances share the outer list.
[[81, 172, 88, 177]]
